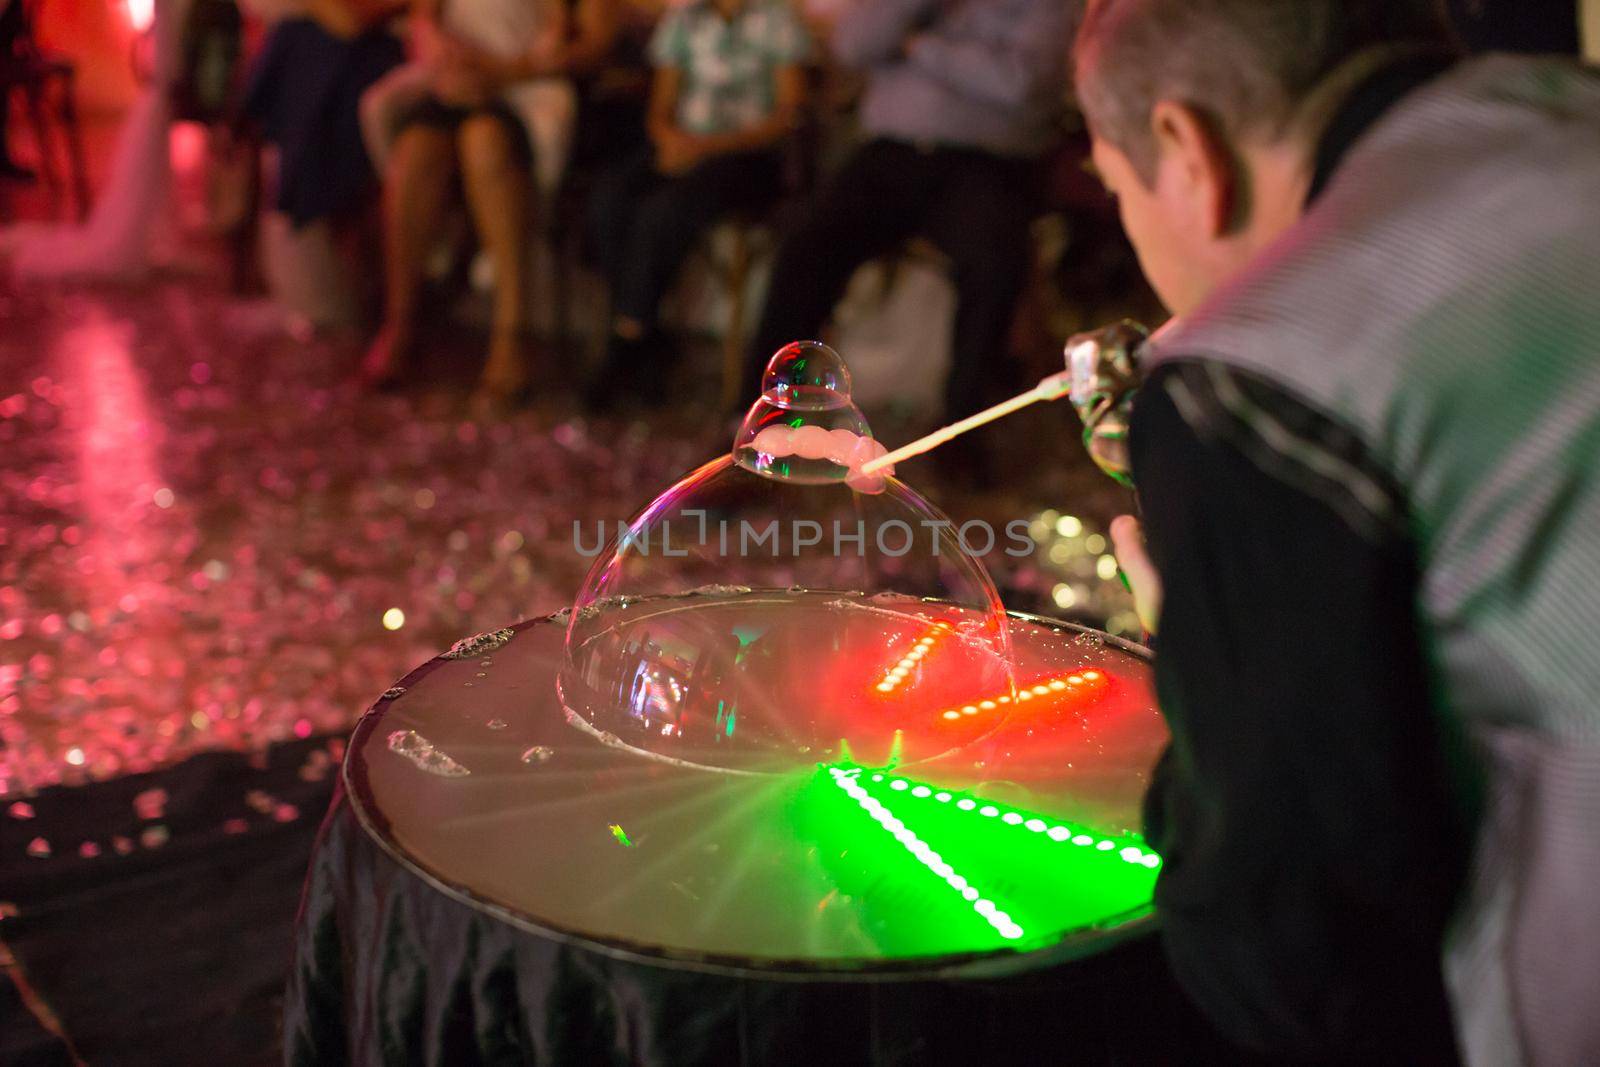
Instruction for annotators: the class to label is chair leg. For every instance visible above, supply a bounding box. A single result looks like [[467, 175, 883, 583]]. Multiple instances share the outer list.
[[56, 70, 90, 221], [721, 226, 752, 412]]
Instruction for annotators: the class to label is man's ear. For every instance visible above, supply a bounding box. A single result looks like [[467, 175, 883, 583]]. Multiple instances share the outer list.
[[1149, 100, 1239, 237]]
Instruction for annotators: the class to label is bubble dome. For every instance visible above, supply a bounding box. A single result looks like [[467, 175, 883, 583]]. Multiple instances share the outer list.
[[559, 342, 1017, 774], [354, 341, 1168, 969]]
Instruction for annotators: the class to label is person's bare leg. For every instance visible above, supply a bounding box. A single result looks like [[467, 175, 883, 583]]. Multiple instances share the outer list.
[[457, 114, 532, 401], [364, 124, 456, 386]]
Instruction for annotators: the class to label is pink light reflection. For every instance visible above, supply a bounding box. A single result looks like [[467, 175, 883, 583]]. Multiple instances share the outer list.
[[60, 312, 165, 585]]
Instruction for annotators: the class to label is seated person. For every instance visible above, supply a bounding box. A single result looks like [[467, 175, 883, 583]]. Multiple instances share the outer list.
[[741, 0, 1071, 430], [362, 0, 618, 401], [585, 0, 810, 405], [244, 0, 406, 324]]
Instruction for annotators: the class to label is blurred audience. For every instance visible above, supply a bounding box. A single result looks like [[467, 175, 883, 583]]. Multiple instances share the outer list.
[[243, 0, 405, 325], [742, 0, 1071, 426], [245, 0, 404, 229], [585, 0, 811, 406], [566, 0, 664, 175], [0, 0, 34, 182], [361, 0, 620, 402]]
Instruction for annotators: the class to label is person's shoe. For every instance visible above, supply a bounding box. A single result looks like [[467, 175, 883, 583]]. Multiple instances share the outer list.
[[360, 323, 413, 391], [0, 159, 36, 184]]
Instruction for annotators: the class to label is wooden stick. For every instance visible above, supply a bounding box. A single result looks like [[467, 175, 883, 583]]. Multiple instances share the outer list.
[[859, 371, 1073, 474]]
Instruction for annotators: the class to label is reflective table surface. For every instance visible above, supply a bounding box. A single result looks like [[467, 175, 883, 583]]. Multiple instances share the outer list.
[[348, 598, 1168, 976]]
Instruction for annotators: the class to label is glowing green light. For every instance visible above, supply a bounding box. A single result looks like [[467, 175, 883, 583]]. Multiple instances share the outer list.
[[801, 764, 1162, 955], [825, 768, 1025, 942], [857, 767, 1162, 871], [609, 824, 634, 847]]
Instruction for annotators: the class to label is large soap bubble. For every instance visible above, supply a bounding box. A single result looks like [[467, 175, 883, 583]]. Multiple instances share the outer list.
[[559, 343, 1015, 774]]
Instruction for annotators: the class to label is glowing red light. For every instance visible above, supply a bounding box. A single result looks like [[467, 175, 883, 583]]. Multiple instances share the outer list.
[[126, 0, 155, 32], [872, 620, 954, 695], [934, 669, 1109, 726]]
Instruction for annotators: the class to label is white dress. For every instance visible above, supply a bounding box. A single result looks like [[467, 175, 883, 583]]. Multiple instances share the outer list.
[[1, 0, 191, 279]]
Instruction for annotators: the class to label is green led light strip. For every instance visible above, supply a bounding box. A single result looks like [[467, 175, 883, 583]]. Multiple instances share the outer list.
[[854, 765, 1161, 870], [825, 765, 1026, 940]]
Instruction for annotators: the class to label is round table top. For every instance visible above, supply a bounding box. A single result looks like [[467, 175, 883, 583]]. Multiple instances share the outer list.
[[346, 600, 1169, 979]]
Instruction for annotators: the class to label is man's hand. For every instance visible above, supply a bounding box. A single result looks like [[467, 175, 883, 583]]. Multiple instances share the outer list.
[[653, 127, 707, 176], [1110, 514, 1161, 635]]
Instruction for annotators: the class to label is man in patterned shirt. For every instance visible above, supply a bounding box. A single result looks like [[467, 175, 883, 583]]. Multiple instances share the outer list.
[[742, 0, 1073, 437], [588, 0, 811, 404], [1077, 0, 1600, 1063]]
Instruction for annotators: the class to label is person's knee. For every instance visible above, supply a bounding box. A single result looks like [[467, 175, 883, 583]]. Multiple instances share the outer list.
[[393, 123, 449, 158], [389, 125, 454, 184], [457, 117, 520, 183]]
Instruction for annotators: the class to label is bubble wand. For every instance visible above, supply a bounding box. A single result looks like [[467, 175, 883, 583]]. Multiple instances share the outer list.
[[859, 322, 1148, 483], [857, 371, 1075, 475]]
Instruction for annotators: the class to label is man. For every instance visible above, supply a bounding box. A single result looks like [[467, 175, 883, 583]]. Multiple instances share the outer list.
[[743, 0, 1071, 429], [587, 0, 812, 405], [1074, 2, 1600, 1064]]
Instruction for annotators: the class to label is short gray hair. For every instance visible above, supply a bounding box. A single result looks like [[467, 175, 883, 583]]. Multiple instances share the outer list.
[[1074, 0, 1456, 181]]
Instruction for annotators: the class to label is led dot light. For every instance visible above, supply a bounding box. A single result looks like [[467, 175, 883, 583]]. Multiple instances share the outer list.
[[863, 766, 1164, 868], [932, 670, 1112, 726], [832, 759, 1165, 949], [826, 767, 1026, 942], [872, 621, 954, 695]]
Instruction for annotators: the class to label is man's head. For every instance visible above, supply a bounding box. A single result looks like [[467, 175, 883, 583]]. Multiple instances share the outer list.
[[1074, 0, 1454, 314]]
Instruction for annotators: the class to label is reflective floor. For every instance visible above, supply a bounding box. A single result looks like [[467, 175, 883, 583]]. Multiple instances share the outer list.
[[0, 134, 1135, 800], [0, 278, 719, 795]]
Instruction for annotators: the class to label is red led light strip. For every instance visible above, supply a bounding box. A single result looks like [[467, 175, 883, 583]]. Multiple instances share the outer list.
[[873, 621, 954, 694], [936, 669, 1107, 723]]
